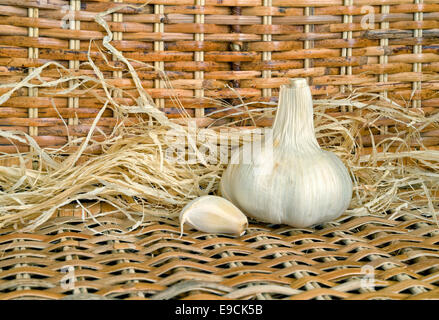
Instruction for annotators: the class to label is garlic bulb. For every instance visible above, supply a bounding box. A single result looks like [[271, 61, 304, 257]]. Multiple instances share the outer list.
[[220, 78, 353, 228], [179, 195, 248, 236]]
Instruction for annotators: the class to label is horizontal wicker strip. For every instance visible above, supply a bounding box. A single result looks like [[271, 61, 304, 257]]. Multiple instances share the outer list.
[[0, 203, 437, 300], [1, 0, 439, 152]]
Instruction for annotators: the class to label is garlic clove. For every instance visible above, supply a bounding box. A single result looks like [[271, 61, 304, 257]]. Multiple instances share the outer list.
[[179, 195, 248, 237]]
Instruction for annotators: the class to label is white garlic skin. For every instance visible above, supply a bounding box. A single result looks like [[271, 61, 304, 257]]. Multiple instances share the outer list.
[[220, 78, 353, 228], [179, 195, 248, 236]]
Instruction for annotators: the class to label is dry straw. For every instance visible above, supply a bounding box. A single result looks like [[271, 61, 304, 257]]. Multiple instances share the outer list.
[[0, 5, 437, 232]]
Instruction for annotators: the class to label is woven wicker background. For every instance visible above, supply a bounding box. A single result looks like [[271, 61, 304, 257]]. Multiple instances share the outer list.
[[0, 0, 439, 152], [0, 204, 438, 300], [0, 0, 439, 300]]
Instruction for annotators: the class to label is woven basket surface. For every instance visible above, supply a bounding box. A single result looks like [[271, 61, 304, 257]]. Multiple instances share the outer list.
[[0, 203, 438, 300], [0, 0, 439, 151]]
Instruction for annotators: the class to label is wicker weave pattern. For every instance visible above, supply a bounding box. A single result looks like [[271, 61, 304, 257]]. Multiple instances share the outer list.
[[1, 0, 439, 152], [0, 204, 437, 300]]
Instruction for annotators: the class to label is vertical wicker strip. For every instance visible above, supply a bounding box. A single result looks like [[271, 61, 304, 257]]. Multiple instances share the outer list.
[[379, 3, 389, 99], [154, 4, 165, 110], [113, 1, 123, 111], [304, 6, 314, 86], [380, 3, 389, 135], [68, 0, 80, 142], [262, 0, 272, 99], [60, 228, 82, 295], [231, 6, 241, 90], [413, 0, 423, 109], [16, 0, 36, 277], [194, 0, 205, 118], [27, 6, 38, 146], [230, 6, 242, 125], [341, 0, 353, 112], [14, 240, 31, 291]]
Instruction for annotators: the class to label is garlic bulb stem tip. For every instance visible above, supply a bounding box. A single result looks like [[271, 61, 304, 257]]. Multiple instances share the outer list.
[[288, 78, 308, 88]]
